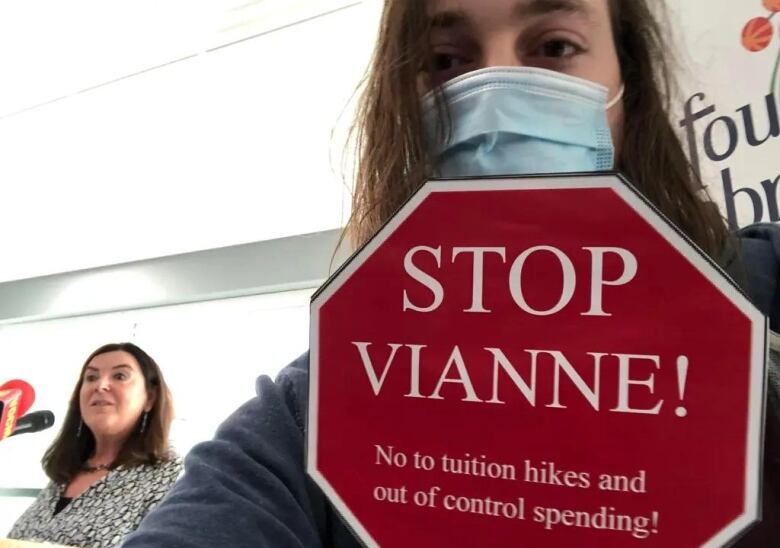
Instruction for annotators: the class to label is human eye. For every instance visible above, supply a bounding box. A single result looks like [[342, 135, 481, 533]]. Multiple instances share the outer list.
[[432, 50, 469, 71], [84, 373, 98, 382], [114, 372, 128, 381], [428, 46, 475, 85], [524, 32, 587, 70], [534, 38, 581, 58]]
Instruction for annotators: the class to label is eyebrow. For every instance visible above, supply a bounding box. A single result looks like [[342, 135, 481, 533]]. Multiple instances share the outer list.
[[429, 9, 468, 30], [514, 0, 593, 18], [430, 0, 592, 28], [85, 364, 132, 372]]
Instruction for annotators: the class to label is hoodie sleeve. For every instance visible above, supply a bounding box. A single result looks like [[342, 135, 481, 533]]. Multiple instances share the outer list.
[[735, 222, 780, 336], [730, 223, 780, 545], [122, 353, 331, 548]]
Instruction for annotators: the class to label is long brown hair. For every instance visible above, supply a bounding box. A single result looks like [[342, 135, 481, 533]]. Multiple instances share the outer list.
[[43, 342, 174, 484], [347, 0, 729, 259]]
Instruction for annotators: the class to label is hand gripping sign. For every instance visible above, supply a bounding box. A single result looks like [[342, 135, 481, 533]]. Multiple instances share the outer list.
[[308, 173, 766, 547]]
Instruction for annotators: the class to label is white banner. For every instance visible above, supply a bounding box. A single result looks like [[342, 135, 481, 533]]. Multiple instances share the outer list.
[[671, 1, 780, 228]]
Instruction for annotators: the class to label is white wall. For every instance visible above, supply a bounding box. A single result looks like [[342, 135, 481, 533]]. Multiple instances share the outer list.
[[0, 0, 380, 283]]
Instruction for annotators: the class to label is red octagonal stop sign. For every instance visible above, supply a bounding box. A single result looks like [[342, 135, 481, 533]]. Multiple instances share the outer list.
[[308, 173, 766, 547]]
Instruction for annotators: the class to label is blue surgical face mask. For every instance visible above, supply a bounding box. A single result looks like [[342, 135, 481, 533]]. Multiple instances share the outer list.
[[422, 67, 624, 178]]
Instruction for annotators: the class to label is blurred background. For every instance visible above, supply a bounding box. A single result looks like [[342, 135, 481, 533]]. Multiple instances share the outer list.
[[0, 0, 380, 530]]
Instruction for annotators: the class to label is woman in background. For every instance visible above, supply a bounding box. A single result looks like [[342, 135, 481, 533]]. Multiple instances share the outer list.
[[8, 342, 181, 548]]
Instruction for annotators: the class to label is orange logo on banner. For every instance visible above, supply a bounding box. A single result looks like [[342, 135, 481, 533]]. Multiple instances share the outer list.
[[742, 1, 780, 91]]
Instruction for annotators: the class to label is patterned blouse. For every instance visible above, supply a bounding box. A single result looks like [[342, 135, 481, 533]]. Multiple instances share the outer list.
[[7, 458, 182, 548]]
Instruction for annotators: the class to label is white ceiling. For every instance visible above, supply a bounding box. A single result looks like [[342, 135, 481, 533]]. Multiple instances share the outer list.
[[0, 0, 361, 119]]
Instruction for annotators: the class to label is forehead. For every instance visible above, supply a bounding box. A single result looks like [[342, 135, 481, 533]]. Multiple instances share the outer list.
[[86, 350, 141, 373], [427, 0, 607, 25]]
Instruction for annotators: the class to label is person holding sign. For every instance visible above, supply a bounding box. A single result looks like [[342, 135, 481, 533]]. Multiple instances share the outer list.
[[125, 0, 780, 546]]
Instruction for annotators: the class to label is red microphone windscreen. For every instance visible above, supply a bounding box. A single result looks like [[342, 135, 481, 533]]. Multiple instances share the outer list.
[[0, 380, 35, 416]]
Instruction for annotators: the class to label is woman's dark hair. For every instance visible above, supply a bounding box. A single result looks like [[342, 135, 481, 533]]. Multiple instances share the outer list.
[[347, 0, 729, 260], [43, 342, 174, 484]]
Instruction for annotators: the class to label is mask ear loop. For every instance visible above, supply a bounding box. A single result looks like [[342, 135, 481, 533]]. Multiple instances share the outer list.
[[606, 84, 625, 110]]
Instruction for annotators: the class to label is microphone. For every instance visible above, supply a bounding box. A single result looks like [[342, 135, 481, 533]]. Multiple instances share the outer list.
[[8, 410, 55, 437], [0, 380, 36, 440]]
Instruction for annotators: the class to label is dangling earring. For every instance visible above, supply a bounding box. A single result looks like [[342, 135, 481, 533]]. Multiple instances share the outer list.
[[76, 418, 83, 438], [140, 411, 149, 434]]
